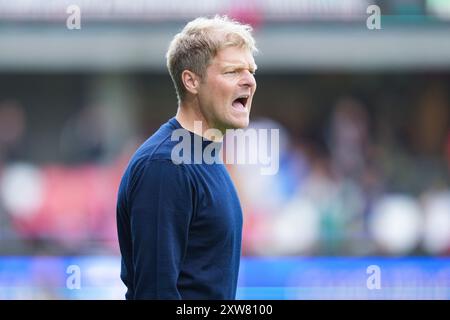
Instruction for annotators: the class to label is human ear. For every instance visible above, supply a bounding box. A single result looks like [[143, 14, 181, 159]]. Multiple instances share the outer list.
[[181, 70, 200, 95]]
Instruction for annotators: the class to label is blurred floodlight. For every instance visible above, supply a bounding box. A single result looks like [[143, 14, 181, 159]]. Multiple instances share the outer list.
[[0, 163, 44, 218], [423, 191, 450, 254], [369, 195, 423, 255], [427, 0, 450, 20], [268, 198, 320, 255]]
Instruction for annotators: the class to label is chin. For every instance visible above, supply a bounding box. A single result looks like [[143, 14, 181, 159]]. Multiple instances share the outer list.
[[228, 118, 249, 130]]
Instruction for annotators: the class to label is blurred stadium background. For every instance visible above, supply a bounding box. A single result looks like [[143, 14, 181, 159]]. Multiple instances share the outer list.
[[0, 0, 450, 299]]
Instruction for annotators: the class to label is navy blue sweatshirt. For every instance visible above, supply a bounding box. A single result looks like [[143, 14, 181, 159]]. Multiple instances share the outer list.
[[116, 117, 243, 299]]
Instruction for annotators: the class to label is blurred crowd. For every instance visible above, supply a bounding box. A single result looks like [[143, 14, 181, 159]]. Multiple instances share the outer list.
[[0, 75, 449, 257], [235, 91, 450, 257]]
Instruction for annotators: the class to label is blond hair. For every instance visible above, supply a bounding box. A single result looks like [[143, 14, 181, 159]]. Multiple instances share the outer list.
[[166, 15, 258, 103]]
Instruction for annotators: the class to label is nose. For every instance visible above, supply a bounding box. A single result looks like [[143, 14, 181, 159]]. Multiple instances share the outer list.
[[239, 70, 256, 89]]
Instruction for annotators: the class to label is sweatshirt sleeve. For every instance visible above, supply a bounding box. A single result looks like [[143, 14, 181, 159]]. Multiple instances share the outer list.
[[129, 159, 194, 299]]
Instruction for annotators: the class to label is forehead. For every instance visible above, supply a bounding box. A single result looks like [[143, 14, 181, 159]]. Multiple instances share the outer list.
[[211, 46, 256, 68]]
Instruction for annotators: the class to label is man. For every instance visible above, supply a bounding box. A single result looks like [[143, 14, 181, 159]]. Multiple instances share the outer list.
[[116, 15, 258, 299]]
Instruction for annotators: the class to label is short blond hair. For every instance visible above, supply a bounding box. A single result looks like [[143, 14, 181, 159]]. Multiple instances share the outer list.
[[166, 15, 258, 103]]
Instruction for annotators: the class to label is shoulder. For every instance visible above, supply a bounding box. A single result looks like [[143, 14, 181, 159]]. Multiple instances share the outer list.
[[122, 118, 188, 188], [133, 119, 184, 162]]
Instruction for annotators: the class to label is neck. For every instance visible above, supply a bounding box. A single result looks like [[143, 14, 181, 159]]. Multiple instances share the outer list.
[[175, 99, 224, 142]]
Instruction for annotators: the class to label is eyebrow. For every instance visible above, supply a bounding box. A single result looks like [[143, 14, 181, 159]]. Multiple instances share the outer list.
[[222, 63, 258, 71]]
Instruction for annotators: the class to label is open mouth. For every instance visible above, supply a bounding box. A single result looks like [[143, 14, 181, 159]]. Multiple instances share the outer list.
[[232, 95, 249, 110]]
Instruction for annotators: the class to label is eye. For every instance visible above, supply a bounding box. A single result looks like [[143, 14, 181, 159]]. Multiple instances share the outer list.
[[225, 70, 237, 74]]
